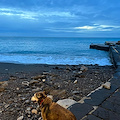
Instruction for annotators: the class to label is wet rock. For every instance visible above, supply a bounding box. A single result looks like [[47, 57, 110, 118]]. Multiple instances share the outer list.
[[57, 99, 77, 109], [17, 116, 24, 120], [29, 80, 39, 84], [32, 87, 42, 92], [22, 81, 29, 86], [26, 107, 31, 111], [9, 76, 17, 80], [43, 72, 49, 75], [31, 109, 38, 114], [33, 75, 46, 80], [78, 71, 82, 74], [25, 100, 30, 104], [80, 65, 88, 72]]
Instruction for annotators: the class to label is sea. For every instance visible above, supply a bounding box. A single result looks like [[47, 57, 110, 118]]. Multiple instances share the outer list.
[[0, 37, 119, 66]]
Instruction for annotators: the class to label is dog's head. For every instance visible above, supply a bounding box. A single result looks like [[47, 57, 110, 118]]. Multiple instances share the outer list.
[[31, 91, 47, 103]]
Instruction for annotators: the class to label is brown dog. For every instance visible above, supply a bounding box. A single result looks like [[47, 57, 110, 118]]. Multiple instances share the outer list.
[[31, 91, 76, 120]]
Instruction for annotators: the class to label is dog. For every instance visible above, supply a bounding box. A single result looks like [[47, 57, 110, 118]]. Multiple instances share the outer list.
[[31, 91, 76, 120]]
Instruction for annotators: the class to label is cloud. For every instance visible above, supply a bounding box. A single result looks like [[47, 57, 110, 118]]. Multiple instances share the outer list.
[[74, 24, 120, 32], [0, 7, 76, 21]]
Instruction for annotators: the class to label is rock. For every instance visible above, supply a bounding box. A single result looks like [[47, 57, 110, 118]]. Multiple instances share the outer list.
[[74, 80, 78, 84], [78, 71, 82, 74], [22, 81, 29, 86], [42, 79, 46, 82], [38, 117, 43, 120], [33, 75, 46, 80], [80, 65, 88, 72], [102, 82, 111, 90], [16, 87, 20, 90], [21, 97, 26, 101], [50, 90, 66, 97], [17, 116, 24, 120], [25, 100, 30, 104], [9, 76, 17, 80], [0, 81, 8, 92], [27, 107, 31, 111], [94, 71, 99, 74], [4, 104, 9, 108], [57, 99, 77, 109], [29, 80, 39, 84], [32, 87, 42, 92], [31, 109, 38, 114], [43, 72, 49, 75], [72, 91, 80, 95]]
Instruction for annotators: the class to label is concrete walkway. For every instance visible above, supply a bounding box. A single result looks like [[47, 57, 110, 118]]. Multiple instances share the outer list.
[[69, 45, 120, 120]]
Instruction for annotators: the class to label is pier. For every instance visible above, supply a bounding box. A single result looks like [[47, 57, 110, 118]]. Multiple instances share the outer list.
[[69, 41, 120, 120]]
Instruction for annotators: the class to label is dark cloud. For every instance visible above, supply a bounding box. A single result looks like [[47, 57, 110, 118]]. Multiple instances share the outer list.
[[0, 0, 120, 37]]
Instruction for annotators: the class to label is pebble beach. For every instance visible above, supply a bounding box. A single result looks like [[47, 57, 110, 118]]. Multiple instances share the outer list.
[[0, 63, 115, 120]]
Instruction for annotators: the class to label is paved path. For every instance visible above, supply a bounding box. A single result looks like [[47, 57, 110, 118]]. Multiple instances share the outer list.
[[69, 45, 120, 120]]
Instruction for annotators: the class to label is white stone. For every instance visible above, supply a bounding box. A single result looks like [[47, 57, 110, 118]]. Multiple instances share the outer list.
[[17, 116, 24, 120], [74, 80, 78, 84], [102, 82, 111, 90], [57, 99, 77, 109], [42, 79, 46, 82]]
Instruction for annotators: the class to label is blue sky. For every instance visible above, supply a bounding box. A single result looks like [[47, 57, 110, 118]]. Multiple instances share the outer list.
[[0, 0, 120, 37]]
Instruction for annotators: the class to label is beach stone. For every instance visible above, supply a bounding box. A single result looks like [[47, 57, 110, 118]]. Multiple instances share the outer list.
[[43, 72, 49, 75], [29, 80, 39, 84], [74, 80, 78, 84], [27, 107, 31, 111], [42, 79, 46, 82], [25, 100, 30, 104], [80, 65, 88, 72], [17, 116, 24, 120], [22, 81, 29, 86], [72, 91, 80, 95], [102, 82, 111, 89], [32, 87, 42, 92], [57, 99, 77, 109], [31, 109, 38, 114], [0, 81, 8, 92], [33, 75, 46, 80], [78, 71, 82, 74], [50, 90, 66, 97]]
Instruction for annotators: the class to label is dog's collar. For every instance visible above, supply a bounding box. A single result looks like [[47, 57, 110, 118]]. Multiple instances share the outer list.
[[40, 100, 44, 105]]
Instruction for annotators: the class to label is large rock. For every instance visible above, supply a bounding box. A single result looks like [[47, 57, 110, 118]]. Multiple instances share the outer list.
[[57, 99, 77, 109]]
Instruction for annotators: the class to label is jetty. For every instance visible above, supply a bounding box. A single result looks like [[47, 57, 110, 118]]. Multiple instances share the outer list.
[[68, 41, 120, 120], [90, 41, 120, 67]]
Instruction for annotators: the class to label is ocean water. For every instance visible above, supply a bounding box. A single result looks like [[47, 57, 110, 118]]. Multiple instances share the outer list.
[[0, 37, 119, 66]]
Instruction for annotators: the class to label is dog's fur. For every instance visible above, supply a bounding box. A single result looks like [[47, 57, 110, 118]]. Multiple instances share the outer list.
[[31, 91, 76, 120]]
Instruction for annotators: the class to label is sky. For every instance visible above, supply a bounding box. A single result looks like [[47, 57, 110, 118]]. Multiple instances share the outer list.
[[0, 0, 120, 37]]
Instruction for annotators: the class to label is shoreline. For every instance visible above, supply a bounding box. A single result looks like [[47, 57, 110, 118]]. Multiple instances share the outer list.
[[0, 62, 115, 119]]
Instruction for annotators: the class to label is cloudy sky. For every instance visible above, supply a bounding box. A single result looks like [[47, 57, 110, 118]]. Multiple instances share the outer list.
[[0, 0, 120, 37]]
